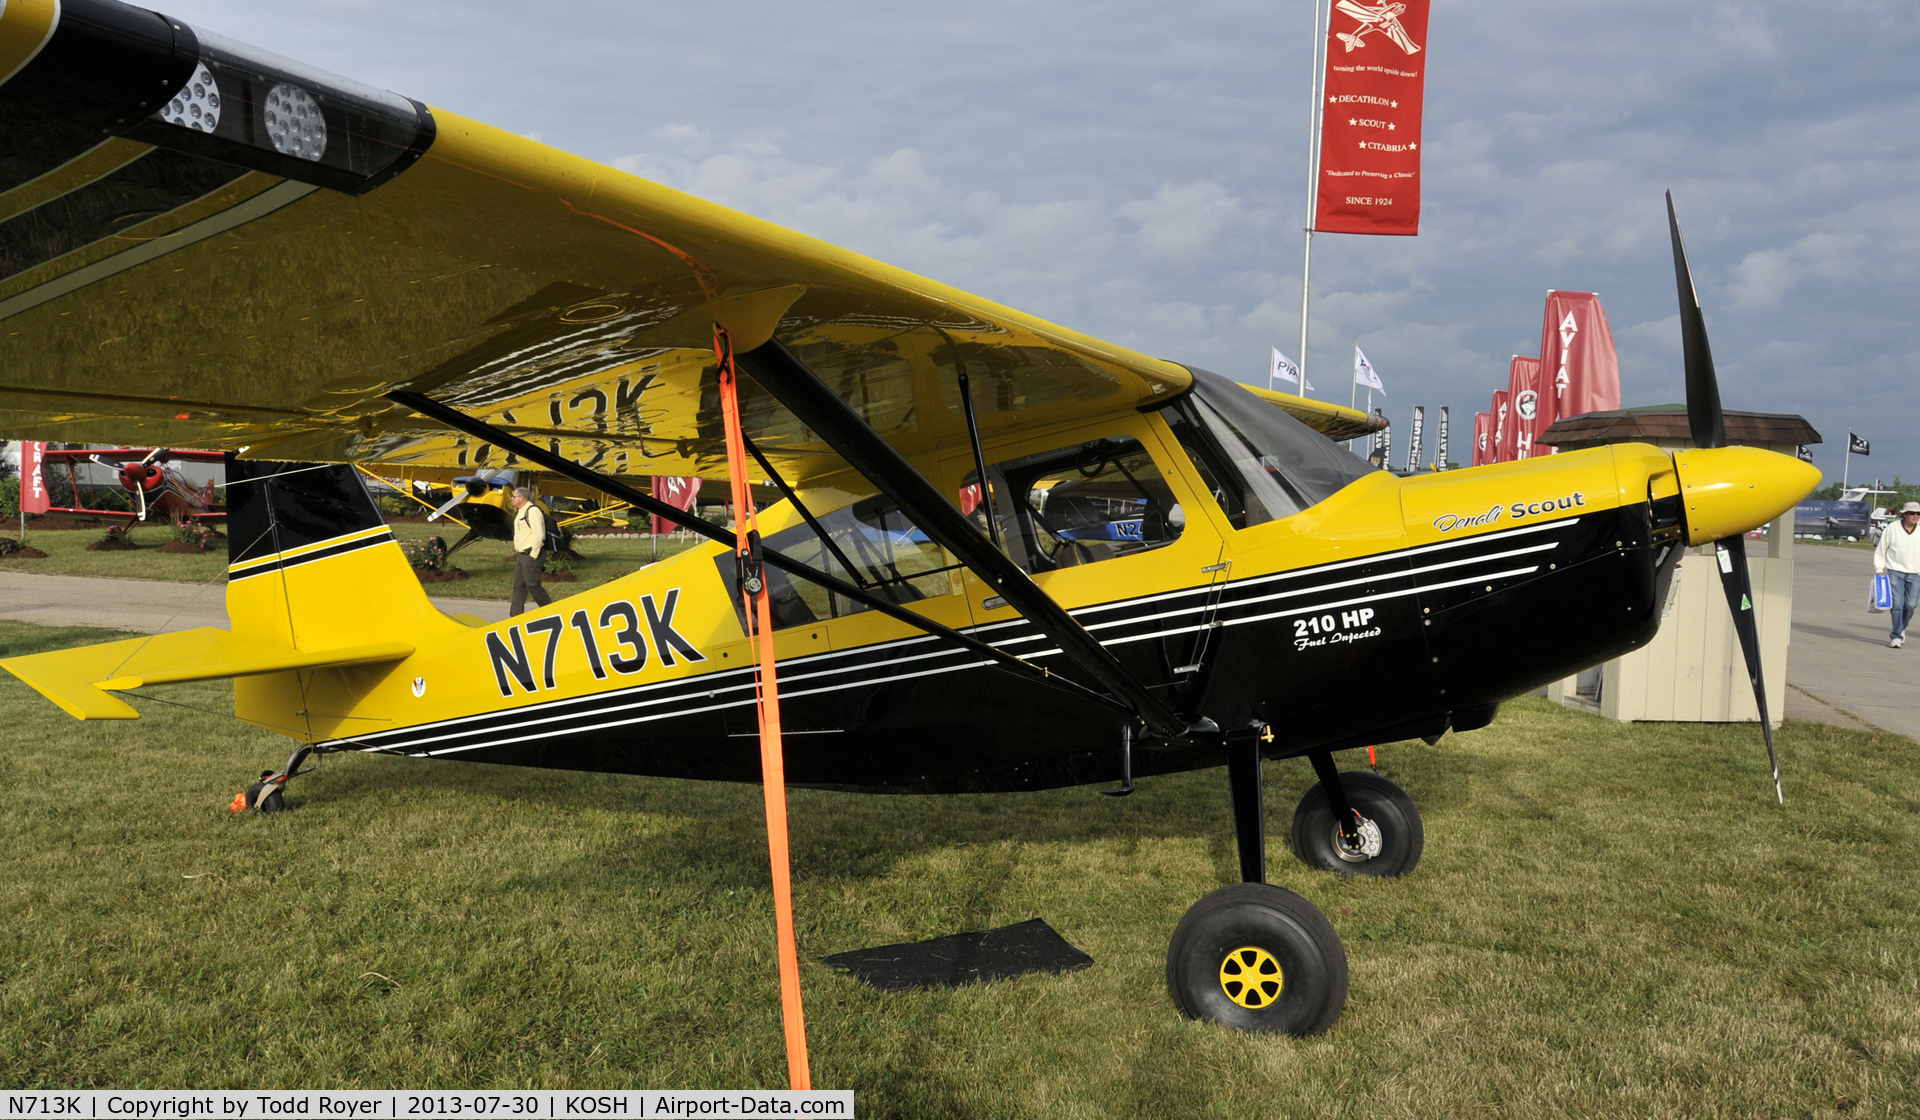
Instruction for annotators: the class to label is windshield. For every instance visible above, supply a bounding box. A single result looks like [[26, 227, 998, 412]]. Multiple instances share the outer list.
[[1158, 368, 1373, 527]]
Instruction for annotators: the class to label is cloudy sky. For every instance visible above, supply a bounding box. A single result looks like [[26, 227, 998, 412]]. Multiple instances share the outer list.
[[167, 0, 1920, 481]]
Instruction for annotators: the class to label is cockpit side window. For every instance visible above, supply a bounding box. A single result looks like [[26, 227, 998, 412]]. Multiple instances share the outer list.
[[963, 435, 1184, 574], [1157, 368, 1373, 529]]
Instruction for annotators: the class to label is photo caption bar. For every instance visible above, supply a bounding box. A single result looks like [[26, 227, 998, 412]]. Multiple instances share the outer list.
[[0, 1091, 853, 1120]]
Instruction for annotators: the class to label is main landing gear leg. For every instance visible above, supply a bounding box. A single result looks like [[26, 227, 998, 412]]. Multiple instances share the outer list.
[[1226, 737, 1265, 883], [1164, 733, 1348, 1036]]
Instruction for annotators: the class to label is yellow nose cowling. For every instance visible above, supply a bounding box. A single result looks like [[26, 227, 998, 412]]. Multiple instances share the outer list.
[[1671, 446, 1823, 546]]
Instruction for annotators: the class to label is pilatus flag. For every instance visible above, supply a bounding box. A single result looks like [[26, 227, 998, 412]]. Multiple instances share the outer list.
[[1406, 405, 1424, 472], [1436, 406, 1449, 470], [1491, 391, 1511, 464], [1507, 355, 1543, 460], [1314, 0, 1432, 236], [1354, 346, 1386, 394], [1472, 411, 1491, 467], [1271, 347, 1313, 392], [1849, 432, 1870, 456], [1538, 291, 1621, 431], [19, 440, 48, 514], [650, 475, 701, 534]]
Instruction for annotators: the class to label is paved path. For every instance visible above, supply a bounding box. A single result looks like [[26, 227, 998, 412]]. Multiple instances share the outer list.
[[0, 570, 509, 634], [1787, 543, 1917, 740]]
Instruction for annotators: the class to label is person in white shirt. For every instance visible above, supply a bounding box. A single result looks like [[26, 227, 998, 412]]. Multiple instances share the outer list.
[[1873, 501, 1920, 648], [510, 486, 553, 616]]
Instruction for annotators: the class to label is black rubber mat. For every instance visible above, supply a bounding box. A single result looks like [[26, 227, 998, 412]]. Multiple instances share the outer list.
[[822, 918, 1094, 991]]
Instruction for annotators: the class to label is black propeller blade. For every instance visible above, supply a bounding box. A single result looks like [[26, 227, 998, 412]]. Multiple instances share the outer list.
[[1667, 190, 1783, 803]]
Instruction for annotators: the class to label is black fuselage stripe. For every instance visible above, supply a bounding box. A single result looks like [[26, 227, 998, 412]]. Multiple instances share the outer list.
[[228, 531, 395, 581], [331, 516, 1595, 755]]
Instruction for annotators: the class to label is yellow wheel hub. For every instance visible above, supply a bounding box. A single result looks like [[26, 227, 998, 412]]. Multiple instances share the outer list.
[[1219, 945, 1283, 1009]]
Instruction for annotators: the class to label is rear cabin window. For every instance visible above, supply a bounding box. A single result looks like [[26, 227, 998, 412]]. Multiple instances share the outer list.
[[963, 435, 1184, 574], [714, 494, 960, 631]]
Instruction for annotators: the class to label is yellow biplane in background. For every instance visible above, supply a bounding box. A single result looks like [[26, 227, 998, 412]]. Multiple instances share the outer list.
[[0, 0, 1816, 1065]]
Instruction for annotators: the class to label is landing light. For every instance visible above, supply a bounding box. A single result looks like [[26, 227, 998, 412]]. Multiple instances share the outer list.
[[158, 63, 220, 134], [264, 83, 327, 161]]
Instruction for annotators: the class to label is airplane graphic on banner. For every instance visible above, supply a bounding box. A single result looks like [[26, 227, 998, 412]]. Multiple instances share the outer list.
[[1334, 2, 1423, 54]]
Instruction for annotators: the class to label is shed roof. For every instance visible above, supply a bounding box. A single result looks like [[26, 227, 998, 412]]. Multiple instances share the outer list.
[[1538, 406, 1820, 449]]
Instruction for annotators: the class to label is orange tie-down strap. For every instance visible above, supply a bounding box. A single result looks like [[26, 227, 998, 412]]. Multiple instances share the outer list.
[[714, 326, 812, 1090]]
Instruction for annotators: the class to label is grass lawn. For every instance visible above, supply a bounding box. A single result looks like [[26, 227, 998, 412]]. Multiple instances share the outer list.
[[1, 524, 228, 583], [1, 618, 1916, 1115], [0, 523, 708, 601]]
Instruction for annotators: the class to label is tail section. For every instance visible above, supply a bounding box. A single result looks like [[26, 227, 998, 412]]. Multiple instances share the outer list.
[[1, 459, 449, 728], [224, 457, 446, 651]]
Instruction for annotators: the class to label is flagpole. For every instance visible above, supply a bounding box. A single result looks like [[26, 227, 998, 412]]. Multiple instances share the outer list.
[[1268, 342, 1276, 392], [1843, 434, 1851, 490], [1298, 0, 1327, 398]]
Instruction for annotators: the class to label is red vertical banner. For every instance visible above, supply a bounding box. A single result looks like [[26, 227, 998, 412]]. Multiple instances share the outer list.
[[1490, 391, 1511, 463], [1539, 290, 1621, 425], [1314, 0, 1432, 236], [20, 440, 49, 514], [649, 476, 701, 535], [1507, 356, 1543, 460], [1472, 412, 1491, 467]]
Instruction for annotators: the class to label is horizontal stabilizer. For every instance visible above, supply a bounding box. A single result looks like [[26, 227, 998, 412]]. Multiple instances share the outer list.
[[1, 629, 412, 721]]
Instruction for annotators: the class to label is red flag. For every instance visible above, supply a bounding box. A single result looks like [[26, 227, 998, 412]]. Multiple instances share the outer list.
[[19, 441, 49, 514], [1539, 291, 1621, 426], [1472, 412, 1491, 467], [1313, 0, 1432, 236], [1490, 391, 1511, 463], [650, 476, 701, 534], [1507, 356, 1543, 460]]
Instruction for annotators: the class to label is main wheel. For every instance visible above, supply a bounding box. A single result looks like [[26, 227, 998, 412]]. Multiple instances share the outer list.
[[1290, 770, 1423, 877], [1166, 883, 1348, 1036]]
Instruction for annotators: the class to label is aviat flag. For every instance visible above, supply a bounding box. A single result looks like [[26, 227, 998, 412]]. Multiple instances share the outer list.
[[1472, 411, 1490, 467], [1507, 355, 1543, 461], [19, 440, 48, 515], [1314, 0, 1432, 236], [1538, 291, 1621, 431]]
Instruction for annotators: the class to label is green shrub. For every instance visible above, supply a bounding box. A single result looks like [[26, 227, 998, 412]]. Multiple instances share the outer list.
[[0, 477, 16, 520], [172, 519, 221, 551], [399, 535, 448, 570]]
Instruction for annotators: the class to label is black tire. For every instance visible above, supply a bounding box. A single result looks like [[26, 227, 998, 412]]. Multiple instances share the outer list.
[[1166, 883, 1348, 1036], [1290, 770, 1423, 877]]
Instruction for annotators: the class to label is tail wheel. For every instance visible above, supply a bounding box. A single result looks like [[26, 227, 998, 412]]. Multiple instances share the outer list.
[[1166, 883, 1348, 1036], [1290, 770, 1424, 877]]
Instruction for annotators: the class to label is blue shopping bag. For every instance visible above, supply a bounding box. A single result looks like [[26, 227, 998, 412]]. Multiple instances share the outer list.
[[1870, 572, 1893, 613]]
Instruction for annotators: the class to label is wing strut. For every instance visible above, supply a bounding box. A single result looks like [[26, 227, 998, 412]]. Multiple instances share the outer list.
[[735, 339, 1196, 741], [714, 327, 811, 1090], [384, 393, 1129, 716]]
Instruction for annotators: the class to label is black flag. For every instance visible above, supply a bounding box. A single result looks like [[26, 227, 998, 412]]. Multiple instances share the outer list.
[[1848, 432, 1871, 456], [1795, 444, 1814, 464]]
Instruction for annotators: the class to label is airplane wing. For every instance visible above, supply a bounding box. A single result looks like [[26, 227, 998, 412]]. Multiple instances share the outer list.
[[1334, 2, 1384, 28], [1381, 20, 1422, 55], [0, 1, 1219, 489]]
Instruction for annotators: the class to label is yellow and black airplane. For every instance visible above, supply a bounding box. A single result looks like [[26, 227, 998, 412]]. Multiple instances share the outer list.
[[0, 0, 1817, 1054]]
